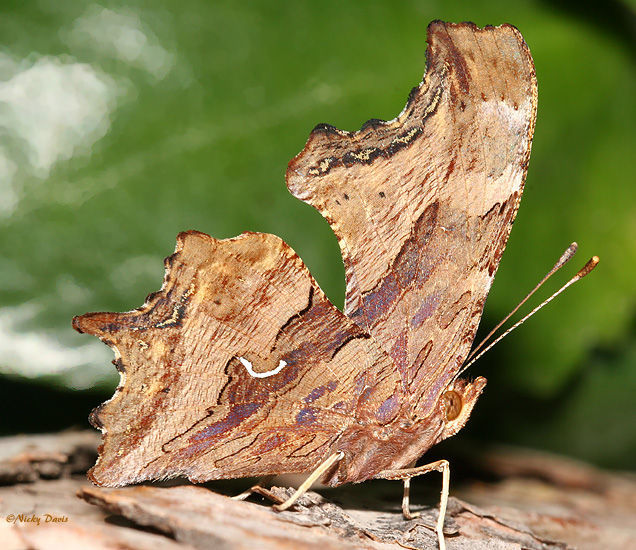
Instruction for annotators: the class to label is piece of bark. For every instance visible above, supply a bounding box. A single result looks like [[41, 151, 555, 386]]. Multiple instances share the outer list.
[[80, 485, 384, 550], [0, 432, 634, 549], [78, 483, 571, 549], [455, 469, 636, 549], [0, 431, 99, 484], [1, 478, 193, 550], [473, 444, 623, 491]]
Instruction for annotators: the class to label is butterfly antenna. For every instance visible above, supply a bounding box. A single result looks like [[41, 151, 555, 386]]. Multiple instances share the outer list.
[[465, 242, 579, 364], [457, 250, 599, 378]]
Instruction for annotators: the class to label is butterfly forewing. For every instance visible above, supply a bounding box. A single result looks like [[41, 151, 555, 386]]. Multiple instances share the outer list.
[[287, 22, 537, 416]]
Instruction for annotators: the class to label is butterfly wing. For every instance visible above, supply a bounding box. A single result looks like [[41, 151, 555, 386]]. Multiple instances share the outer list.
[[287, 22, 537, 416], [74, 231, 402, 486]]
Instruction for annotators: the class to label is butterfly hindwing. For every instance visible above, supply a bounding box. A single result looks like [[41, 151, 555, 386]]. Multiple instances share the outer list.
[[74, 231, 402, 486]]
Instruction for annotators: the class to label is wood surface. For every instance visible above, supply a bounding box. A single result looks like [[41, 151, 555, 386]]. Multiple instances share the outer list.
[[1, 431, 634, 549]]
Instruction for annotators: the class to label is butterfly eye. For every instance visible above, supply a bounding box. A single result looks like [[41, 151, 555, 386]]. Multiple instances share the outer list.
[[442, 390, 462, 421]]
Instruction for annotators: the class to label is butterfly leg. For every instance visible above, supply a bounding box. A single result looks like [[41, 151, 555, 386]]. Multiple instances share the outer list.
[[274, 450, 345, 512], [232, 481, 284, 504], [402, 476, 417, 519], [378, 459, 450, 550]]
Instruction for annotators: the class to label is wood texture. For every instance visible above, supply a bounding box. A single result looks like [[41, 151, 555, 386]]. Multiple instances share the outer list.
[[1, 432, 634, 550], [0, 431, 99, 484]]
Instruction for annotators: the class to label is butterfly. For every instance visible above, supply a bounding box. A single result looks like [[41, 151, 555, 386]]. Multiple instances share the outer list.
[[73, 21, 537, 550]]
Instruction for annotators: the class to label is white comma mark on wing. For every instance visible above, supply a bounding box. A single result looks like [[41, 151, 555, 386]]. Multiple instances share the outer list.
[[238, 356, 288, 378]]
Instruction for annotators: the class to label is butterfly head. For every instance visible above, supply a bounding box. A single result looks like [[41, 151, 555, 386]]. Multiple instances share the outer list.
[[436, 376, 487, 443]]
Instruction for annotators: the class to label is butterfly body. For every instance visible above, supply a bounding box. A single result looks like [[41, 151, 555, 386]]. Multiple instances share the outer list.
[[320, 374, 486, 485], [74, 21, 536, 497]]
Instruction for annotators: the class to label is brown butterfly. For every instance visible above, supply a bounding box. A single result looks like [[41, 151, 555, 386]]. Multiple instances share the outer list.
[[74, 21, 538, 549]]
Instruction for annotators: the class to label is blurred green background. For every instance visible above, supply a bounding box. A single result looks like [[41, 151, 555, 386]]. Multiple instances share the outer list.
[[0, 1, 633, 469]]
